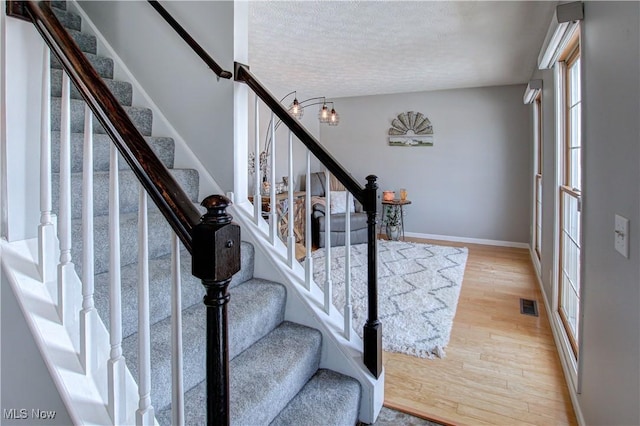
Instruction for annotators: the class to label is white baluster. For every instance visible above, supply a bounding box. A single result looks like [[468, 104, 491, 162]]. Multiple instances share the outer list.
[[324, 169, 332, 314], [38, 45, 55, 283], [304, 150, 312, 290], [57, 72, 75, 323], [269, 113, 277, 244], [80, 105, 98, 372], [344, 192, 353, 340], [253, 95, 261, 224], [107, 143, 126, 424], [136, 187, 155, 425], [171, 233, 185, 426], [287, 131, 295, 267]]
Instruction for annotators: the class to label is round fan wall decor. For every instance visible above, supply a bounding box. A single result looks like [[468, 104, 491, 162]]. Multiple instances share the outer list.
[[388, 111, 434, 147]]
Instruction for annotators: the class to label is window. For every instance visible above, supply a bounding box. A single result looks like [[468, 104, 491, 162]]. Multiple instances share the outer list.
[[558, 32, 581, 358], [534, 95, 543, 260]]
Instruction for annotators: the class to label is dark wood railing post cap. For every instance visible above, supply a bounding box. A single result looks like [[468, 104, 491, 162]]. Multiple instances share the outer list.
[[364, 175, 379, 213], [200, 194, 233, 225], [234, 62, 249, 82], [192, 195, 241, 281]]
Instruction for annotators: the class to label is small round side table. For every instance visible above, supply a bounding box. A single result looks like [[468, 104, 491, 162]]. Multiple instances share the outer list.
[[381, 199, 411, 240]]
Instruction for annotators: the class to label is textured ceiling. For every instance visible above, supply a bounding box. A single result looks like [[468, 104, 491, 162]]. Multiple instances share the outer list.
[[248, 1, 556, 99]]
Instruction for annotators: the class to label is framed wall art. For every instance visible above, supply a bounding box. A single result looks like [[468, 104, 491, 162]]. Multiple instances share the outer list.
[[388, 111, 434, 146]]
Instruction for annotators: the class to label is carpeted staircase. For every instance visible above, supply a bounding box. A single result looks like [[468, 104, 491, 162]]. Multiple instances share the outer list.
[[49, 3, 362, 424]]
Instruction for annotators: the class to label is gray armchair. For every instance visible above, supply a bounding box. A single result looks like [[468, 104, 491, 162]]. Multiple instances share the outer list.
[[303, 172, 368, 248]]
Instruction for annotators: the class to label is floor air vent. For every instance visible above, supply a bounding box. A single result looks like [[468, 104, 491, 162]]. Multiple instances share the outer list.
[[520, 298, 539, 317]]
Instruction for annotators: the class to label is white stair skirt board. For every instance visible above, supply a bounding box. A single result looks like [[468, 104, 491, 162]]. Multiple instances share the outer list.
[[404, 231, 530, 249], [1, 239, 143, 426]]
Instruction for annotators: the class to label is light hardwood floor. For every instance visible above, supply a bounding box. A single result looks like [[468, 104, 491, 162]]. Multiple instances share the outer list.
[[383, 237, 578, 426]]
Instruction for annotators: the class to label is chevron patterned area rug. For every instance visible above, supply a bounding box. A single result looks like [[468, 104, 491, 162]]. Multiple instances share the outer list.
[[312, 240, 468, 358]]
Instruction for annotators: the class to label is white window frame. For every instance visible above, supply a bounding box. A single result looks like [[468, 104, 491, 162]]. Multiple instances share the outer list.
[[524, 80, 544, 276], [551, 27, 582, 391], [533, 95, 543, 268]]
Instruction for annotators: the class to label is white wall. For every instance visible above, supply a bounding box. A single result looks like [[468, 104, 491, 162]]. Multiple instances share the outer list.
[[530, 2, 640, 424], [579, 2, 639, 423], [0, 16, 45, 241], [320, 85, 532, 243], [78, 0, 236, 192], [0, 0, 6, 240]]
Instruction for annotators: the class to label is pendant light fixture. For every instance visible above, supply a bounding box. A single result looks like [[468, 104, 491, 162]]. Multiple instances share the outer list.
[[289, 92, 304, 119], [281, 92, 339, 126]]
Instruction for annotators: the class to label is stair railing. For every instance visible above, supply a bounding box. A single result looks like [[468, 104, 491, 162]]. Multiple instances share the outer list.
[[146, 0, 232, 80], [12, 1, 239, 424], [234, 63, 383, 379]]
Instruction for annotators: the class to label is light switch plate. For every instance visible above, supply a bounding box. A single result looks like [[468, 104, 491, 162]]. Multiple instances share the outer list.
[[614, 214, 629, 258]]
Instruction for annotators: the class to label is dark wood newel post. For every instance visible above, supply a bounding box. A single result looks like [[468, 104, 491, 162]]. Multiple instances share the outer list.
[[192, 195, 241, 426], [363, 175, 382, 378]]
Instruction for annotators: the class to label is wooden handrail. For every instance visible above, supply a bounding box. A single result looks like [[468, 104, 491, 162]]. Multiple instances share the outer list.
[[25, 0, 201, 252], [147, 0, 232, 80], [234, 62, 370, 209]]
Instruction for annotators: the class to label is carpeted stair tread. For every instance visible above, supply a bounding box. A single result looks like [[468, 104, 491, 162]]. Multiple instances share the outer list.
[[95, 241, 256, 340], [52, 1, 66, 10], [123, 302, 206, 413], [229, 322, 322, 425], [51, 6, 81, 31], [270, 369, 361, 426], [51, 132, 174, 173], [52, 168, 199, 220], [230, 240, 254, 289], [226, 278, 286, 359], [123, 279, 288, 412], [51, 52, 114, 79], [93, 250, 200, 340], [51, 98, 153, 136], [51, 68, 132, 105], [69, 201, 206, 277], [65, 28, 96, 54], [51, 97, 152, 136], [156, 322, 322, 426], [71, 210, 174, 277], [231, 240, 259, 284]]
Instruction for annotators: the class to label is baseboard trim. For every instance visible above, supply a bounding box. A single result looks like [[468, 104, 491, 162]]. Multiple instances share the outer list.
[[404, 232, 529, 249], [528, 248, 586, 426], [530, 245, 542, 277]]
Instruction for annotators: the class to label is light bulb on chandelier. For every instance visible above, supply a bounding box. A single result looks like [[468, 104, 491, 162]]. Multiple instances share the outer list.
[[289, 93, 304, 119], [319, 103, 330, 123], [282, 92, 339, 126], [328, 108, 339, 126]]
